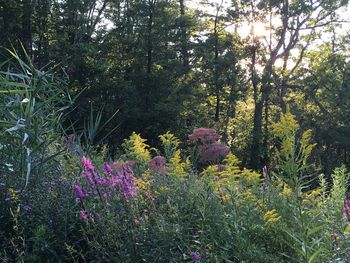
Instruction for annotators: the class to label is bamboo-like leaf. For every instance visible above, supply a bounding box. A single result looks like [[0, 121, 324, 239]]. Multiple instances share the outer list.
[[0, 89, 27, 94], [0, 80, 30, 88], [279, 252, 299, 263], [308, 248, 324, 263]]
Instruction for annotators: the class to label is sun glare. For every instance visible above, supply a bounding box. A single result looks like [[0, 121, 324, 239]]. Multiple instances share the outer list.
[[252, 22, 270, 38]]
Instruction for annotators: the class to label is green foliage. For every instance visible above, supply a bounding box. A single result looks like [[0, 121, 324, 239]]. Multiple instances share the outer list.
[[317, 166, 350, 261]]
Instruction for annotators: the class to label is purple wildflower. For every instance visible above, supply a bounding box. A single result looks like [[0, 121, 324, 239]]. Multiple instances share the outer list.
[[190, 251, 202, 261], [97, 177, 109, 186], [80, 210, 88, 221], [73, 184, 87, 199], [82, 170, 95, 186], [116, 166, 137, 199], [121, 180, 134, 198], [188, 128, 229, 164], [148, 156, 169, 174], [82, 156, 94, 171], [110, 173, 118, 187], [103, 163, 112, 175]]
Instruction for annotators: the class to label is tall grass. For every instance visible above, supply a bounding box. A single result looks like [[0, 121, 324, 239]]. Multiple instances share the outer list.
[[0, 47, 72, 190]]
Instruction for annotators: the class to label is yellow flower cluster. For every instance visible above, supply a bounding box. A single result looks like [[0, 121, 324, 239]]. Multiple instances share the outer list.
[[300, 130, 317, 158], [344, 225, 350, 235], [263, 209, 281, 226], [272, 112, 299, 139], [203, 153, 261, 188], [276, 180, 293, 197], [235, 189, 259, 207], [168, 151, 190, 177], [282, 184, 293, 197], [303, 188, 321, 206], [8, 188, 19, 203], [65, 155, 81, 179], [136, 174, 152, 192], [305, 188, 321, 199], [240, 168, 261, 186], [241, 189, 257, 202], [122, 132, 152, 165]]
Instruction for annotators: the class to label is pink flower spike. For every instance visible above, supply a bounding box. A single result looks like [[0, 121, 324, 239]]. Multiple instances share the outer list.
[[262, 165, 267, 177], [103, 163, 112, 175], [82, 156, 94, 171]]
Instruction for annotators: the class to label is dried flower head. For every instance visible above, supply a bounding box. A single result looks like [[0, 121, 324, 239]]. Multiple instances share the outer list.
[[199, 143, 229, 164], [112, 160, 136, 171], [344, 196, 350, 221], [188, 128, 220, 145], [148, 156, 169, 174]]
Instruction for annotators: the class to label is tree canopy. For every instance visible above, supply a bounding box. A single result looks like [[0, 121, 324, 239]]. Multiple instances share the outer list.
[[1, 0, 349, 171]]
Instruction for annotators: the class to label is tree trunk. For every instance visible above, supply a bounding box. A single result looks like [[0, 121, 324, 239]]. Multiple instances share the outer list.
[[179, 0, 189, 72], [146, 0, 154, 75], [21, 0, 32, 54], [280, 79, 288, 113], [249, 42, 264, 169], [213, 9, 220, 122], [261, 63, 273, 166], [251, 98, 263, 168], [262, 82, 270, 165]]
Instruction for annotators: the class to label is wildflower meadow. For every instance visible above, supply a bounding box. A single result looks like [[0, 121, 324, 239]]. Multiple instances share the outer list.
[[1, 4, 350, 260]]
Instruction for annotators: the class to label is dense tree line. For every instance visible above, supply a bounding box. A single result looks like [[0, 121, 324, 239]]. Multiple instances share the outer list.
[[1, 0, 349, 172]]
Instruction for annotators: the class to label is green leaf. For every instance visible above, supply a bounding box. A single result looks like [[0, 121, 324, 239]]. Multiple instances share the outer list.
[[308, 248, 324, 263], [307, 224, 325, 237]]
